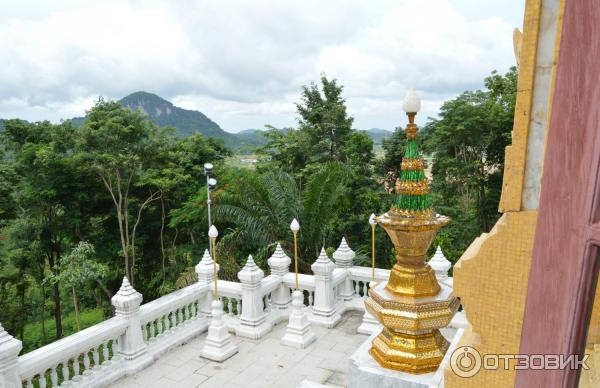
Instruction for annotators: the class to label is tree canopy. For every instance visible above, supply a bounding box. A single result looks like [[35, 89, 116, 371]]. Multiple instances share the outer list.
[[0, 69, 516, 353]]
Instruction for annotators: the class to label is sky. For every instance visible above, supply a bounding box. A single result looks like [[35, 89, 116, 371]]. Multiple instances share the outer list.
[[0, 0, 525, 132]]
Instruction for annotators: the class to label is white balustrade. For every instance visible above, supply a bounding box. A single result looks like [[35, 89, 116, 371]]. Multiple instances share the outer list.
[[0, 237, 457, 387], [333, 237, 356, 301], [18, 317, 125, 387], [310, 248, 342, 328], [267, 244, 292, 309], [139, 283, 208, 344]]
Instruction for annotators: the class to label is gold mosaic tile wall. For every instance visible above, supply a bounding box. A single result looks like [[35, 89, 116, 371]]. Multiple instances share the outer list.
[[445, 211, 537, 387], [444, 0, 564, 386]]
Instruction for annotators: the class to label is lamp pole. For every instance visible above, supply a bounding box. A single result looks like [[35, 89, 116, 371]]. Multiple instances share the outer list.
[[204, 163, 217, 255], [208, 225, 219, 300], [290, 219, 300, 290], [369, 213, 377, 281]]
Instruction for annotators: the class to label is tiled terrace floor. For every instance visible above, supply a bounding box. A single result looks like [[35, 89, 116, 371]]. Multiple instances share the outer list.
[[114, 312, 366, 388]]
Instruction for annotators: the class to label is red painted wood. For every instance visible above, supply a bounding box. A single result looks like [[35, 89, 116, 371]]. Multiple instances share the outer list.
[[516, 0, 600, 387]]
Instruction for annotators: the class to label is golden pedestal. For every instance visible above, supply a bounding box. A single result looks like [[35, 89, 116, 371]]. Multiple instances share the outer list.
[[366, 209, 460, 374]]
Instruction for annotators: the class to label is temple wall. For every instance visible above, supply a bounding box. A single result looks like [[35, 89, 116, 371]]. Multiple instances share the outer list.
[[444, 0, 563, 386]]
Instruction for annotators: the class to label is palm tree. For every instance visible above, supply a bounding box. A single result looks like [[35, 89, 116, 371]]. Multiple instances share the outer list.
[[213, 162, 349, 272]]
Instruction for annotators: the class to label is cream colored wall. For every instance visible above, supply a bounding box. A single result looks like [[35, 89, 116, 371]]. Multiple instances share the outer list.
[[444, 0, 564, 386], [522, 0, 560, 210]]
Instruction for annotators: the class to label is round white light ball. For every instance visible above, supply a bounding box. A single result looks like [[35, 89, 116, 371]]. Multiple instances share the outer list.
[[369, 213, 377, 225], [208, 224, 218, 238], [402, 87, 421, 113], [290, 218, 300, 232]]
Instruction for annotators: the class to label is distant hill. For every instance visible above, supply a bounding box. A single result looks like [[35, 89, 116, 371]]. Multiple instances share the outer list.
[[364, 128, 392, 145], [2, 95, 393, 152], [234, 129, 269, 150], [120, 92, 232, 140], [70, 91, 239, 149]]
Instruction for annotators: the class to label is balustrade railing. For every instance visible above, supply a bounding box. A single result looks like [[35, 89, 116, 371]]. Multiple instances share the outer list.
[[18, 317, 126, 388], [140, 282, 207, 343], [0, 239, 458, 388]]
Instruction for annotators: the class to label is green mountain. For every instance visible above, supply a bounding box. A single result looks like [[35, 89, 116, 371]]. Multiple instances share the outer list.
[[119, 91, 238, 147], [364, 128, 392, 145], [2, 94, 392, 152], [69, 91, 239, 148], [235, 129, 269, 148]]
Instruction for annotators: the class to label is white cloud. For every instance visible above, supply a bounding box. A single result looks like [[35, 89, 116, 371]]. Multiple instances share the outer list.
[[0, 0, 523, 131]]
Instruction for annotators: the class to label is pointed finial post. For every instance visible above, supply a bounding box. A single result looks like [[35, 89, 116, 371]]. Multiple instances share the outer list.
[[290, 219, 300, 290]]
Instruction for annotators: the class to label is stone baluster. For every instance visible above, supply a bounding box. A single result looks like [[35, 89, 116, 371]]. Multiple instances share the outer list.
[[0, 322, 23, 388], [281, 289, 316, 349], [237, 255, 272, 339], [333, 237, 356, 301], [200, 299, 238, 361], [310, 248, 342, 328], [111, 277, 153, 373], [267, 243, 292, 309], [196, 249, 219, 318]]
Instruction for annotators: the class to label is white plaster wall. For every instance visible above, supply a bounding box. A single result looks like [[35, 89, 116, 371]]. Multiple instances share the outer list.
[[522, 0, 560, 210]]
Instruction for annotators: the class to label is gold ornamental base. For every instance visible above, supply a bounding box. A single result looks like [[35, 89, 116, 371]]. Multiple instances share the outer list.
[[365, 281, 459, 374], [368, 210, 458, 374], [369, 328, 449, 374]]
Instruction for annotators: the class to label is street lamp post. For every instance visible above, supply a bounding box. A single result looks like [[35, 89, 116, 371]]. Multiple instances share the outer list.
[[204, 163, 217, 255]]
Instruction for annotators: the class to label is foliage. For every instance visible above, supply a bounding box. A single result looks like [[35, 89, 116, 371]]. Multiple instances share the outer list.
[[45, 242, 108, 288], [0, 69, 516, 354], [422, 67, 517, 262], [213, 162, 349, 272], [22, 308, 105, 353]]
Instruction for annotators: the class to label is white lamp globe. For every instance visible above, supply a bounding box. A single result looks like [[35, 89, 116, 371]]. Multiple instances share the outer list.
[[208, 224, 219, 238], [402, 87, 421, 113], [290, 218, 300, 232], [369, 213, 377, 225]]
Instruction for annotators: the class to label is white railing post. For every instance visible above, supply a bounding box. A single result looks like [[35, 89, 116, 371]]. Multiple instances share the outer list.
[[333, 237, 355, 301], [310, 248, 341, 328], [111, 277, 152, 372], [196, 249, 219, 317], [237, 255, 271, 339], [0, 323, 22, 388], [267, 243, 292, 309]]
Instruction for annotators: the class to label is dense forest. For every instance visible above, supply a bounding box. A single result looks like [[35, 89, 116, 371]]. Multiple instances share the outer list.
[[0, 67, 516, 352]]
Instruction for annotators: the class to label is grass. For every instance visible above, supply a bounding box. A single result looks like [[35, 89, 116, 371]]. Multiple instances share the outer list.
[[22, 308, 106, 353]]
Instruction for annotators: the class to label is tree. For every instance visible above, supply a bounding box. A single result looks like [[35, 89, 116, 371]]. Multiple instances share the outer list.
[[213, 163, 349, 272], [296, 75, 354, 163], [1, 119, 82, 340], [262, 75, 355, 180], [76, 100, 165, 285], [45, 242, 108, 331], [421, 67, 516, 261], [377, 127, 407, 192]]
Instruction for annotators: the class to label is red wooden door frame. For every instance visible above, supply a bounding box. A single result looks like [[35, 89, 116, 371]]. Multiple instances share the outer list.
[[516, 0, 600, 387]]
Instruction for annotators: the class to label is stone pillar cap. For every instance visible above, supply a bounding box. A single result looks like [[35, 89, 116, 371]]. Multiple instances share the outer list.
[[428, 246, 451, 273], [332, 237, 355, 266], [267, 243, 291, 271], [312, 247, 335, 274], [0, 323, 22, 357], [238, 254, 265, 283], [111, 277, 143, 311], [196, 249, 219, 275]]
